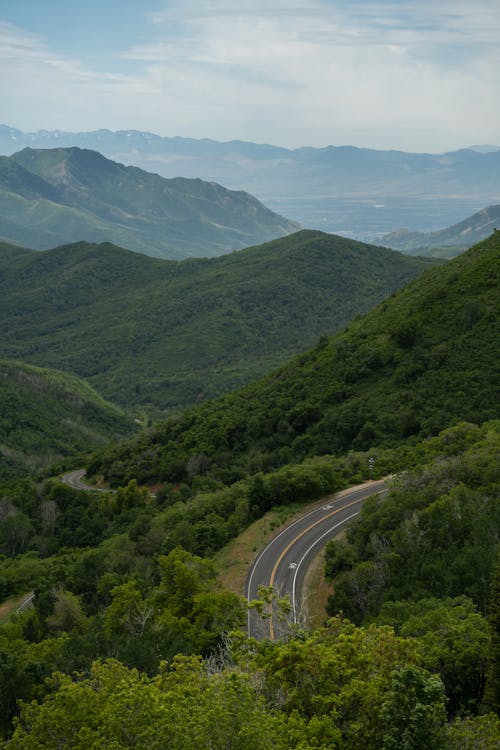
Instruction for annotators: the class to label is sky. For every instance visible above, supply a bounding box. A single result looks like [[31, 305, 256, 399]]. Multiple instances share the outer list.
[[0, 0, 499, 152]]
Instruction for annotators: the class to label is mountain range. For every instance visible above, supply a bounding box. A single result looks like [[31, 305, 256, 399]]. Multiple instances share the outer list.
[[89, 230, 500, 487], [382, 204, 500, 257], [0, 121, 498, 745], [0, 147, 298, 258], [1, 125, 499, 239], [0, 231, 435, 413]]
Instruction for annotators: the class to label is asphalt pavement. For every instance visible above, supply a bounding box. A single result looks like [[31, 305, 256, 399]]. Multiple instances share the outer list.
[[60, 469, 105, 491], [245, 479, 387, 639]]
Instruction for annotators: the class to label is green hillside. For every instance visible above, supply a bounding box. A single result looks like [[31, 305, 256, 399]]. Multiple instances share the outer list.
[[0, 231, 434, 411], [0, 420, 497, 744], [383, 204, 500, 257], [0, 147, 299, 259], [0, 233, 498, 745], [0, 359, 135, 481], [1, 424, 498, 746], [89, 231, 499, 486]]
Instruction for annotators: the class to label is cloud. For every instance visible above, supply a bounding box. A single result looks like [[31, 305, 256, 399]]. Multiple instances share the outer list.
[[0, 1, 499, 151], [0, 22, 151, 127], [0, 22, 94, 80], [121, 0, 500, 149]]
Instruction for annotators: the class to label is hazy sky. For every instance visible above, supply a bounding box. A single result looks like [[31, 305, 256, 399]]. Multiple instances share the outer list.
[[1, 0, 499, 152]]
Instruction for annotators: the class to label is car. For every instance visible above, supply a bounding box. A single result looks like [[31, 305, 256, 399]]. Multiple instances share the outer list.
[[288, 562, 297, 570]]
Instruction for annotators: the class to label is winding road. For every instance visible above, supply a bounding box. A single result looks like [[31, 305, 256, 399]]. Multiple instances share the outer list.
[[245, 479, 387, 639], [61, 469, 105, 491]]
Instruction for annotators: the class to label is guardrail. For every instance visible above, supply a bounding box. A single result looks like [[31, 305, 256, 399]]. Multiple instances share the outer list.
[[15, 591, 35, 614]]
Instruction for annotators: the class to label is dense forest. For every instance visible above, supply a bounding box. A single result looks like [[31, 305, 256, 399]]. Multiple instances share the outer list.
[[0, 359, 134, 481], [0, 234, 498, 747], [0, 421, 498, 746], [89, 232, 499, 486], [0, 231, 434, 411]]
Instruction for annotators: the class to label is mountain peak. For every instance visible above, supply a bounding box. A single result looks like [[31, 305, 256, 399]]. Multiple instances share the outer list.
[[13, 146, 126, 186], [1, 147, 299, 259]]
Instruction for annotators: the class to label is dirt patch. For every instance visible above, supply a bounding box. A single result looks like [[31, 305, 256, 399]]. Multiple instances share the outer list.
[[0, 593, 25, 621], [301, 530, 348, 628], [301, 550, 332, 628]]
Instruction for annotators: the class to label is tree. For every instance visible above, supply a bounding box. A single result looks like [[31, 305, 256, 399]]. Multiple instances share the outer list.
[[447, 714, 500, 750], [104, 581, 153, 638], [154, 547, 215, 617], [4, 658, 298, 749], [482, 552, 500, 714], [40, 500, 57, 536], [0, 512, 34, 556], [248, 474, 271, 518], [114, 479, 148, 512], [381, 666, 447, 750], [186, 590, 245, 653], [246, 617, 419, 750], [399, 597, 490, 715], [47, 590, 88, 634]]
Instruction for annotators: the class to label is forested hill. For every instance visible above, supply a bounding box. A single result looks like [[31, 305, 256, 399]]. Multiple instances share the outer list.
[[382, 204, 500, 257], [0, 360, 135, 481], [0, 231, 435, 411], [90, 231, 500, 486], [0, 147, 299, 259]]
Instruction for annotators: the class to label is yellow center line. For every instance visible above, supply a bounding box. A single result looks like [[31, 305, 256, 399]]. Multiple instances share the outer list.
[[268, 495, 367, 640]]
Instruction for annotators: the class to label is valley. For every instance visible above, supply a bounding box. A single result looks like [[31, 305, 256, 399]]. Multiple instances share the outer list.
[[2, 126, 499, 241], [1, 3, 499, 745], [268, 194, 493, 244], [0, 359, 134, 482], [0, 230, 435, 414], [90, 232, 499, 487], [382, 204, 500, 257], [0, 142, 498, 748]]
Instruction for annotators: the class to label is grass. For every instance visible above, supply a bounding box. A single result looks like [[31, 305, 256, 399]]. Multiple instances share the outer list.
[[215, 503, 304, 595], [302, 546, 335, 629], [215, 490, 349, 595], [0, 592, 29, 621], [216, 480, 390, 627]]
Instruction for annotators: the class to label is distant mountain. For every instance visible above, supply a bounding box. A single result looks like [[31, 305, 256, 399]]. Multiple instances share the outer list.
[[0, 147, 299, 259], [0, 231, 436, 412], [89, 231, 500, 487], [0, 359, 135, 481], [1, 125, 499, 239], [382, 204, 500, 257], [2, 126, 500, 199], [467, 144, 500, 153]]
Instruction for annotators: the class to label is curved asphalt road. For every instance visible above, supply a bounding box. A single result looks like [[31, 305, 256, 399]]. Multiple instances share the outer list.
[[61, 469, 105, 491], [246, 479, 387, 639]]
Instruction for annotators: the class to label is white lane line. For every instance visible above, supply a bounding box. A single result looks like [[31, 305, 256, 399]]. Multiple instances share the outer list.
[[245, 481, 386, 635], [245, 504, 328, 634], [291, 512, 359, 622]]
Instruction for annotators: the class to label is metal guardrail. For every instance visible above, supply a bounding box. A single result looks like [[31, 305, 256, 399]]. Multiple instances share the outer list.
[[15, 591, 35, 614]]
